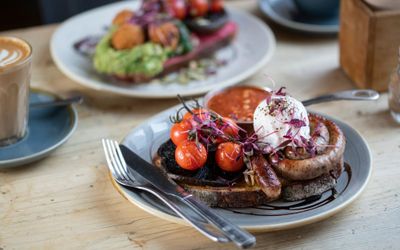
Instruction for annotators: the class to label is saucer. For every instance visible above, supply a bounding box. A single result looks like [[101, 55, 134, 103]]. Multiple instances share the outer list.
[[0, 90, 78, 168], [259, 0, 339, 34]]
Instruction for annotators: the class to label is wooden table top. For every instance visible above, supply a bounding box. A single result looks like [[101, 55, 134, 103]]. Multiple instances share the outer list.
[[1, 1, 399, 249]]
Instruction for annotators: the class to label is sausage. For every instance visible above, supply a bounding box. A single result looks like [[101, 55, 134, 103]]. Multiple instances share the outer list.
[[251, 154, 281, 200], [274, 114, 346, 181], [284, 117, 331, 160], [310, 117, 330, 154]]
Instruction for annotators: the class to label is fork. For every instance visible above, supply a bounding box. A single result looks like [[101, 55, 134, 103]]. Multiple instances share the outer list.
[[102, 139, 230, 243]]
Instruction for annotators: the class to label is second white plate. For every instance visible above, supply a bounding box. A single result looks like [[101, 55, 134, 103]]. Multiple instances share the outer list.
[[51, 1, 276, 98]]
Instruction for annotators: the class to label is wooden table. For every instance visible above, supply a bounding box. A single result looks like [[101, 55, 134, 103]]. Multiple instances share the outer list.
[[1, 1, 399, 249]]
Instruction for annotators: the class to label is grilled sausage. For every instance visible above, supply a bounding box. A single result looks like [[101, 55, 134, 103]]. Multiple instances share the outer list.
[[274, 114, 346, 181], [310, 116, 330, 153], [251, 154, 281, 200], [284, 116, 331, 160]]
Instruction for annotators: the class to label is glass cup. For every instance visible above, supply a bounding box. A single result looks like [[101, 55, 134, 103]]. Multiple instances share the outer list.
[[0, 36, 32, 146]]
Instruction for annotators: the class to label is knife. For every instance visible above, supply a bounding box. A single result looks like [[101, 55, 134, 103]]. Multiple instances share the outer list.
[[119, 145, 256, 249]]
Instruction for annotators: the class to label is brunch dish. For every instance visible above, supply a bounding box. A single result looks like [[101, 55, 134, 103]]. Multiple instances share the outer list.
[[155, 87, 345, 207], [50, 1, 275, 98], [115, 85, 372, 231], [80, 0, 237, 83]]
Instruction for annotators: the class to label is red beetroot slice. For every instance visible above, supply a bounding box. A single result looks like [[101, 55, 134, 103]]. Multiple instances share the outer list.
[[164, 21, 238, 70]]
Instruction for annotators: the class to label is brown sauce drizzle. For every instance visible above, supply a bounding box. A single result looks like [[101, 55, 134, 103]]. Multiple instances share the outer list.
[[228, 163, 352, 216]]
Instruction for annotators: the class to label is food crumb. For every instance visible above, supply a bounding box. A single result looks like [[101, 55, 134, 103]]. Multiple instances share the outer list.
[[50, 199, 54, 202], [90, 185, 94, 188]]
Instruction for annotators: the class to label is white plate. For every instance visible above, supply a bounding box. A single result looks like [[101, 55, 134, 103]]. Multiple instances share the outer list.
[[51, 1, 276, 98], [114, 103, 372, 232]]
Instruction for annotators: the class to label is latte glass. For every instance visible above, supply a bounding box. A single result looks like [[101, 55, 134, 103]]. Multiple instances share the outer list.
[[0, 36, 32, 146]]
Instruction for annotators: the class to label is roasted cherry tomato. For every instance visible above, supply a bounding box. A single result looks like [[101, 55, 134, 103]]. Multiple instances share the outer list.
[[189, 0, 209, 17], [220, 117, 239, 138], [183, 108, 210, 124], [175, 141, 207, 170], [170, 119, 193, 146], [167, 0, 187, 20], [214, 117, 240, 143], [210, 0, 224, 13], [215, 142, 244, 172]]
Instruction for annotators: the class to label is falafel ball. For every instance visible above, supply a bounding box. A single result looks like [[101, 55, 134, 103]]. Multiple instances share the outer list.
[[111, 23, 145, 50], [148, 22, 180, 51], [112, 9, 135, 26]]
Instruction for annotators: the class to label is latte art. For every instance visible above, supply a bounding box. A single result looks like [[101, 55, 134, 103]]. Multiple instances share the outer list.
[[0, 48, 23, 67], [0, 37, 31, 70]]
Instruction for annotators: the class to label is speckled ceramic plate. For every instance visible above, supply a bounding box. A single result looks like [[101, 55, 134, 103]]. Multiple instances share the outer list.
[[111, 103, 372, 232], [259, 0, 339, 34], [51, 1, 275, 98], [0, 90, 78, 168]]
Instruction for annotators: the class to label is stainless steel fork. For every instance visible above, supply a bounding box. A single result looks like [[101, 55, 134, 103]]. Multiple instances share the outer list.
[[102, 139, 230, 243]]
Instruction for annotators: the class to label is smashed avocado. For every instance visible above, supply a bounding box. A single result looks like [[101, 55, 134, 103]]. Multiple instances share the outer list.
[[93, 32, 169, 77]]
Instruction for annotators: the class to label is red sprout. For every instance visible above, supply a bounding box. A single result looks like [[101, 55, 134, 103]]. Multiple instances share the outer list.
[[286, 118, 307, 128]]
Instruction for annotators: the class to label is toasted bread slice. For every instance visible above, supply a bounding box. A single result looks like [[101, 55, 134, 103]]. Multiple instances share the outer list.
[[155, 153, 344, 208]]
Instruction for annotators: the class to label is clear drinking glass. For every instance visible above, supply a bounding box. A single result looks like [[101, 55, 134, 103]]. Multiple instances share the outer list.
[[388, 48, 400, 124], [0, 36, 32, 146]]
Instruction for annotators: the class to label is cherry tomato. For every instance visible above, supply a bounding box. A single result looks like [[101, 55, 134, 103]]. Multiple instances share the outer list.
[[214, 117, 240, 143], [183, 108, 210, 124], [167, 0, 187, 20], [170, 119, 193, 146], [175, 141, 208, 170], [215, 142, 244, 172], [210, 0, 224, 13], [189, 0, 209, 17], [220, 117, 239, 138]]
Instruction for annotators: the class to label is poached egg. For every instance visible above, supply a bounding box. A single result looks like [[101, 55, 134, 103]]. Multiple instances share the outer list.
[[253, 93, 310, 149]]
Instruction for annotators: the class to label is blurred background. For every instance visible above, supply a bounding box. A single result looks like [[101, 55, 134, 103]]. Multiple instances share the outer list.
[[0, 0, 124, 31]]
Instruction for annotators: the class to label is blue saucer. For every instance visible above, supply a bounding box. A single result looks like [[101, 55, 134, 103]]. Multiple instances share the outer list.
[[0, 90, 78, 168], [259, 0, 339, 34]]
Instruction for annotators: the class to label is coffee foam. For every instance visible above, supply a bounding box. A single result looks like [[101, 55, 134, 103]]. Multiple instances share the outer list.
[[0, 37, 31, 70]]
